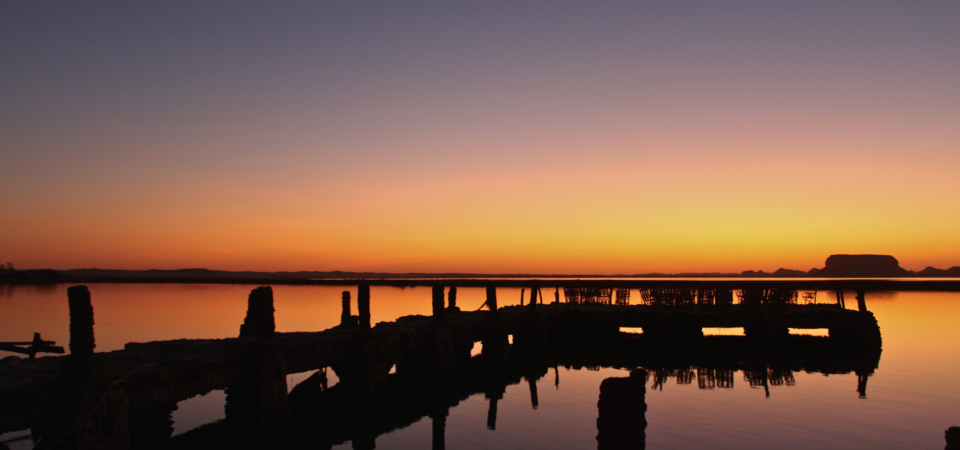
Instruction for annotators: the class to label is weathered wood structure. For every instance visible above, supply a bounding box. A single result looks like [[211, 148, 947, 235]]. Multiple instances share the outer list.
[[0, 281, 885, 449]]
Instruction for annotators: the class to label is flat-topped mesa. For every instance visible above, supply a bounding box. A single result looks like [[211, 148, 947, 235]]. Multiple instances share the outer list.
[[818, 255, 910, 278]]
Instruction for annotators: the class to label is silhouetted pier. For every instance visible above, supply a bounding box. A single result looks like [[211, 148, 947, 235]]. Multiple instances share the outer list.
[[0, 281, 884, 450]]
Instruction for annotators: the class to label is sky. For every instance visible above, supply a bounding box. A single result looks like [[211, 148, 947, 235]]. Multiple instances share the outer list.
[[1, 1, 959, 274]]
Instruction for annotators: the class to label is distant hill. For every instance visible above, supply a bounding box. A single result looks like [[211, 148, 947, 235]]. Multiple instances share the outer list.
[[915, 266, 960, 277]]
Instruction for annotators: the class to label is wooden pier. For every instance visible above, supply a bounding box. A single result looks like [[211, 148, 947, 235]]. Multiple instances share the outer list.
[[0, 282, 883, 450]]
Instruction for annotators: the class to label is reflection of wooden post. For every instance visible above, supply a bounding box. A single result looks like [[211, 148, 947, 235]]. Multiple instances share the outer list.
[[597, 369, 647, 450], [946, 427, 960, 450], [486, 397, 498, 430], [67, 285, 95, 355], [358, 284, 371, 330], [432, 407, 448, 450], [856, 372, 869, 398], [340, 291, 352, 327], [528, 378, 539, 409]]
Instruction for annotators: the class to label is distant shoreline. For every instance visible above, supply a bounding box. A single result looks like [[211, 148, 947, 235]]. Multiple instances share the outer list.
[[2, 254, 958, 286], [2, 273, 960, 292]]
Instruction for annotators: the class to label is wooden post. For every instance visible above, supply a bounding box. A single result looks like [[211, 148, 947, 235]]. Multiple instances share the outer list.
[[856, 290, 867, 313], [239, 287, 275, 341], [520, 288, 525, 306], [529, 286, 538, 309], [448, 286, 457, 310], [358, 284, 371, 330], [340, 291, 352, 327], [432, 285, 445, 319], [485, 285, 498, 311], [67, 285, 95, 355]]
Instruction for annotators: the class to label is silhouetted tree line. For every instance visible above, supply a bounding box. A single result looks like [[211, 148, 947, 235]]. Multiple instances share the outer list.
[[0, 263, 59, 280]]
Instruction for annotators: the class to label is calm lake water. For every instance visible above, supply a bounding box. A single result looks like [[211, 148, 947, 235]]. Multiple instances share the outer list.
[[2, 283, 960, 449]]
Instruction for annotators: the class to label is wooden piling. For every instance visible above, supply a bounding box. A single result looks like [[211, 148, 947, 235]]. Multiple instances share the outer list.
[[341, 291, 352, 327], [67, 285, 95, 355], [485, 285, 498, 311], [448, 286, 457, 310], [432, 285, 445, 319], [856, 290, 867, 313], [239, 286, 275, 341], [358, 284, 371, 330]]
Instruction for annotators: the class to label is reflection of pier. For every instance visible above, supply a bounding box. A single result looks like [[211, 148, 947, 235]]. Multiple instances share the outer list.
[[0, 282, 882, 449]]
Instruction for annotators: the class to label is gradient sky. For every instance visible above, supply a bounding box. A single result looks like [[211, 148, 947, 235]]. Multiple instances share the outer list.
[[2, 1, 958, 273]]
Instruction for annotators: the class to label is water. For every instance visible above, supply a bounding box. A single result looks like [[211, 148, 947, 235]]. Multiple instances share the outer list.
[[2, 284, 959, 449]]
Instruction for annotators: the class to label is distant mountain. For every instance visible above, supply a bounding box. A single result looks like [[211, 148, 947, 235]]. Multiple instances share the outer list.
[[915, 266, 960, 277], [771, 268, 808, 277]]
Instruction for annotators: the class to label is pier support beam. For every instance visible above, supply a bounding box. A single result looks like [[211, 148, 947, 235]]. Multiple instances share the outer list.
[[856, 290, 867, 313]]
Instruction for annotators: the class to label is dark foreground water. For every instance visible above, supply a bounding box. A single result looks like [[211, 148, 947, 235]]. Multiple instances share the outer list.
[[2, 284, 959, 449]]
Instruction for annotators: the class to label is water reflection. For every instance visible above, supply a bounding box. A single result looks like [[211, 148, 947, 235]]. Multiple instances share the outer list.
[[159, 331, 878, 450]]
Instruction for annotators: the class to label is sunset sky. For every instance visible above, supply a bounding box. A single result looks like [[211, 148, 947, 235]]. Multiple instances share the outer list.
[[2, 1, 958, 274]]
